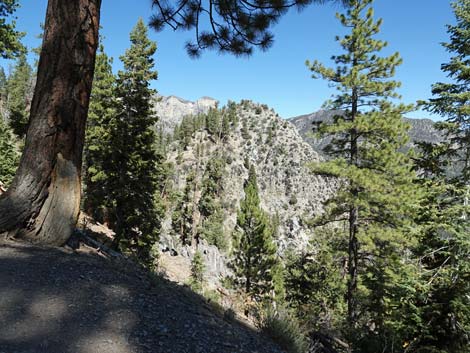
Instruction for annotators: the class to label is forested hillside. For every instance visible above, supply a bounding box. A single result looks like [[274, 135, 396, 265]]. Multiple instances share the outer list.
[[156, 100, 335, 287], [1, 0, 469, 353]]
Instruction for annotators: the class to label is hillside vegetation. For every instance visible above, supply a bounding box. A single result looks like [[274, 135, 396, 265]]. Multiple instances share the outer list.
[[1, 0, 469, 352]]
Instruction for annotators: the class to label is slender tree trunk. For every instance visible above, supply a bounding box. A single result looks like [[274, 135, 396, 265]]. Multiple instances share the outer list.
[[347, 206, 358, 325], [347, 86, 359, 326], [245, 267, 251, 294], [0, 0, 101, 245]]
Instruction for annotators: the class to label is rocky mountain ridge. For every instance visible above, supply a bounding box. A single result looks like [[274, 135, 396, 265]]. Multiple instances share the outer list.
[[154, 95, 443, 155], [154, 95, 218, 133], [289, 110, 443, 156]]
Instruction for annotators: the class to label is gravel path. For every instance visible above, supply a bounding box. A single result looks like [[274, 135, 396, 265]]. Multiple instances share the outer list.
[[0, 241, 283, 353]]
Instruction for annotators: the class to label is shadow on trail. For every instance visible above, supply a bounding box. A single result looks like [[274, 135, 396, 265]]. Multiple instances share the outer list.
[[0, 242, 282, 353]]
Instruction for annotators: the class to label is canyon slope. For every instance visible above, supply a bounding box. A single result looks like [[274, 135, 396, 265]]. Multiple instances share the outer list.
[[156, 98, 335, 286]]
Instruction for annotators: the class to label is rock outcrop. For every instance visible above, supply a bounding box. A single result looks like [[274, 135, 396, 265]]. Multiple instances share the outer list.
[[154, 95, 218, 134]]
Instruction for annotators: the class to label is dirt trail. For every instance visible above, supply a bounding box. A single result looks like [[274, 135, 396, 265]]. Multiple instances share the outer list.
[[0, 241, 283, 353]]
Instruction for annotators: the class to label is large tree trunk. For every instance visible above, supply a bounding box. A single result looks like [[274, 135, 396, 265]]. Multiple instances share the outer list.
[[0, 0, 101, 245]]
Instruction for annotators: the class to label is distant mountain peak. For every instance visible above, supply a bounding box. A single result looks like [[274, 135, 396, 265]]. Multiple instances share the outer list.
[[198, 96, 218, 102], [288, 110, 443, 156]]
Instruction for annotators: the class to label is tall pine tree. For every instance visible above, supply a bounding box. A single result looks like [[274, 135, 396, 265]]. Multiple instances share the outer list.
[[412, 142, 470, 353], [108, 19, 161, 265], [0, 67, 7, 119], [417, 1, 470, 350], [6, 53, 33, 138], [0, 116, 19, 187], [307, 0, 420, 349], [423, 0, 470, 183], [230, 165, 283, 302], [0, 0, 25, 59], [0, 67, 6, 100], [189, 250, 206, 293], [198, 157, 227, 250], [83, 42, 116, 223], [172, 172, 196, 246]]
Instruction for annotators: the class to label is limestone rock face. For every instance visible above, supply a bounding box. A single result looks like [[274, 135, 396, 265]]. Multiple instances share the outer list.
[[157, 99, 336, 287], [154, 95, 218, 134]]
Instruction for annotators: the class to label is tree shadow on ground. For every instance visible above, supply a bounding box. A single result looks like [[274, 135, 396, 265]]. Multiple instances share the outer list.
[[0, 241, 282, 353]]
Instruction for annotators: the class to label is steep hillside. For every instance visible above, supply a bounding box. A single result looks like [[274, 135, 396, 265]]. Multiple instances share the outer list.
[[157, 101, 335, 286], [289, 110, 443, 156]]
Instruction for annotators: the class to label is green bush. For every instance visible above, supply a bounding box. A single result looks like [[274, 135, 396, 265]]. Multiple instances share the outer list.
[[203, 289, 226, 316], [258, 305, 309, 353]]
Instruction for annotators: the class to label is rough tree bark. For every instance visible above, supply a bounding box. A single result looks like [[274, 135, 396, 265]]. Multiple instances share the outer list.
[[0, 0, 101, 245]]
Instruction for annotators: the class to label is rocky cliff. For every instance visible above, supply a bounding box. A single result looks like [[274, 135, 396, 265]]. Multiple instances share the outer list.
[[154, 95, 218, 133]]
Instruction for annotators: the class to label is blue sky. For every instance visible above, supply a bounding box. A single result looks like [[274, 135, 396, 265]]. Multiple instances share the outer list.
[[4, 0, 455, 119]]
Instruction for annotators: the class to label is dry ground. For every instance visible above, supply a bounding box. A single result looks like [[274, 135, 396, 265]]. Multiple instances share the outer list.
[[0, 240, 283, 353]]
